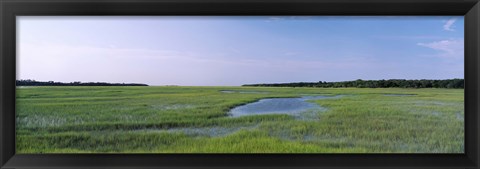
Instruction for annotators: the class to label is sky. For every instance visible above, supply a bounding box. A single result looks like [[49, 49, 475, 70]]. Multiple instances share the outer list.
[[17, 16, 464, 86]]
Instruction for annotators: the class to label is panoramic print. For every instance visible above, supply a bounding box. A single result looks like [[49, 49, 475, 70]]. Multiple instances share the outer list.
[[16, 16, 464, 153]]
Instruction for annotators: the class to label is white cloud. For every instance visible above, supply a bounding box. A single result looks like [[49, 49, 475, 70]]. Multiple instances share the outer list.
[[443, 18, 457, 31], [417, 39, 464, 58], [265, 16, 313, 22], [374, 35, 442, 40]]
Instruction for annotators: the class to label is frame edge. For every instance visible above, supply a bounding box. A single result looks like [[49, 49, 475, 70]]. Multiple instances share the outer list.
[[0, 0, 17, 168], [465, 1, 480, 168], [1, 0, 480, 169]]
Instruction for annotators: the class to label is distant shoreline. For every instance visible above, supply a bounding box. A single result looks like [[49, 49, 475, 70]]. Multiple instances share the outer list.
[[243, 79, 464, 89], [16, 80, 148, 86], [16, 79, 465, 89]]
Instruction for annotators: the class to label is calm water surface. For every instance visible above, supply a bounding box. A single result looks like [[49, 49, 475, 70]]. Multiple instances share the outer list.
[[229, 95, 342, 117]]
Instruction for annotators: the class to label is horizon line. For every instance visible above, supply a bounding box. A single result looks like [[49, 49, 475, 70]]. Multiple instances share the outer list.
[[16, 78, 465, 87]]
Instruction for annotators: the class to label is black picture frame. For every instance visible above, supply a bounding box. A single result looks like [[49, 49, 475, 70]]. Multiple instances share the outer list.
[[1, 0, 479, 168]]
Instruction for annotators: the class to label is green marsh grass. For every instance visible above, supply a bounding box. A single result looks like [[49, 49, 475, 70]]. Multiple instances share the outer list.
[[16, 86, 464, 153]]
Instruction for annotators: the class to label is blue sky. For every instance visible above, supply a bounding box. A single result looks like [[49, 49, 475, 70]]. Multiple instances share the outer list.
[[17, 16, 464, 86]]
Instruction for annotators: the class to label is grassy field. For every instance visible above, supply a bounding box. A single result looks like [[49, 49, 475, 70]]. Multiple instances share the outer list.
[[16, 86, 464, 153]]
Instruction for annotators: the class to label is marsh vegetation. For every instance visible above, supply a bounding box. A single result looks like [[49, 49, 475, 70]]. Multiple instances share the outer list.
[[16, 86, 464, 153]]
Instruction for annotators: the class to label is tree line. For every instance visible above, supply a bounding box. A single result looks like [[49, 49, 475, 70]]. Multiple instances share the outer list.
[[16, 79, 148, 86], [243, 79, 464, 89]]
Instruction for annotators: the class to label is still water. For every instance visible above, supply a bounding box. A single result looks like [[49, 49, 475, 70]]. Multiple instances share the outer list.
[[229, 95, 342, 117]]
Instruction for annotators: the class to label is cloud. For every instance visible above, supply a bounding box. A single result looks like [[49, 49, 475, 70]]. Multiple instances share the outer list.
[[268, 17, 283, 21], [374, 35, 442, 40], [265, 16, 313, 22], [443, 18, 457, 31], [417, 39, 464, 58]]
